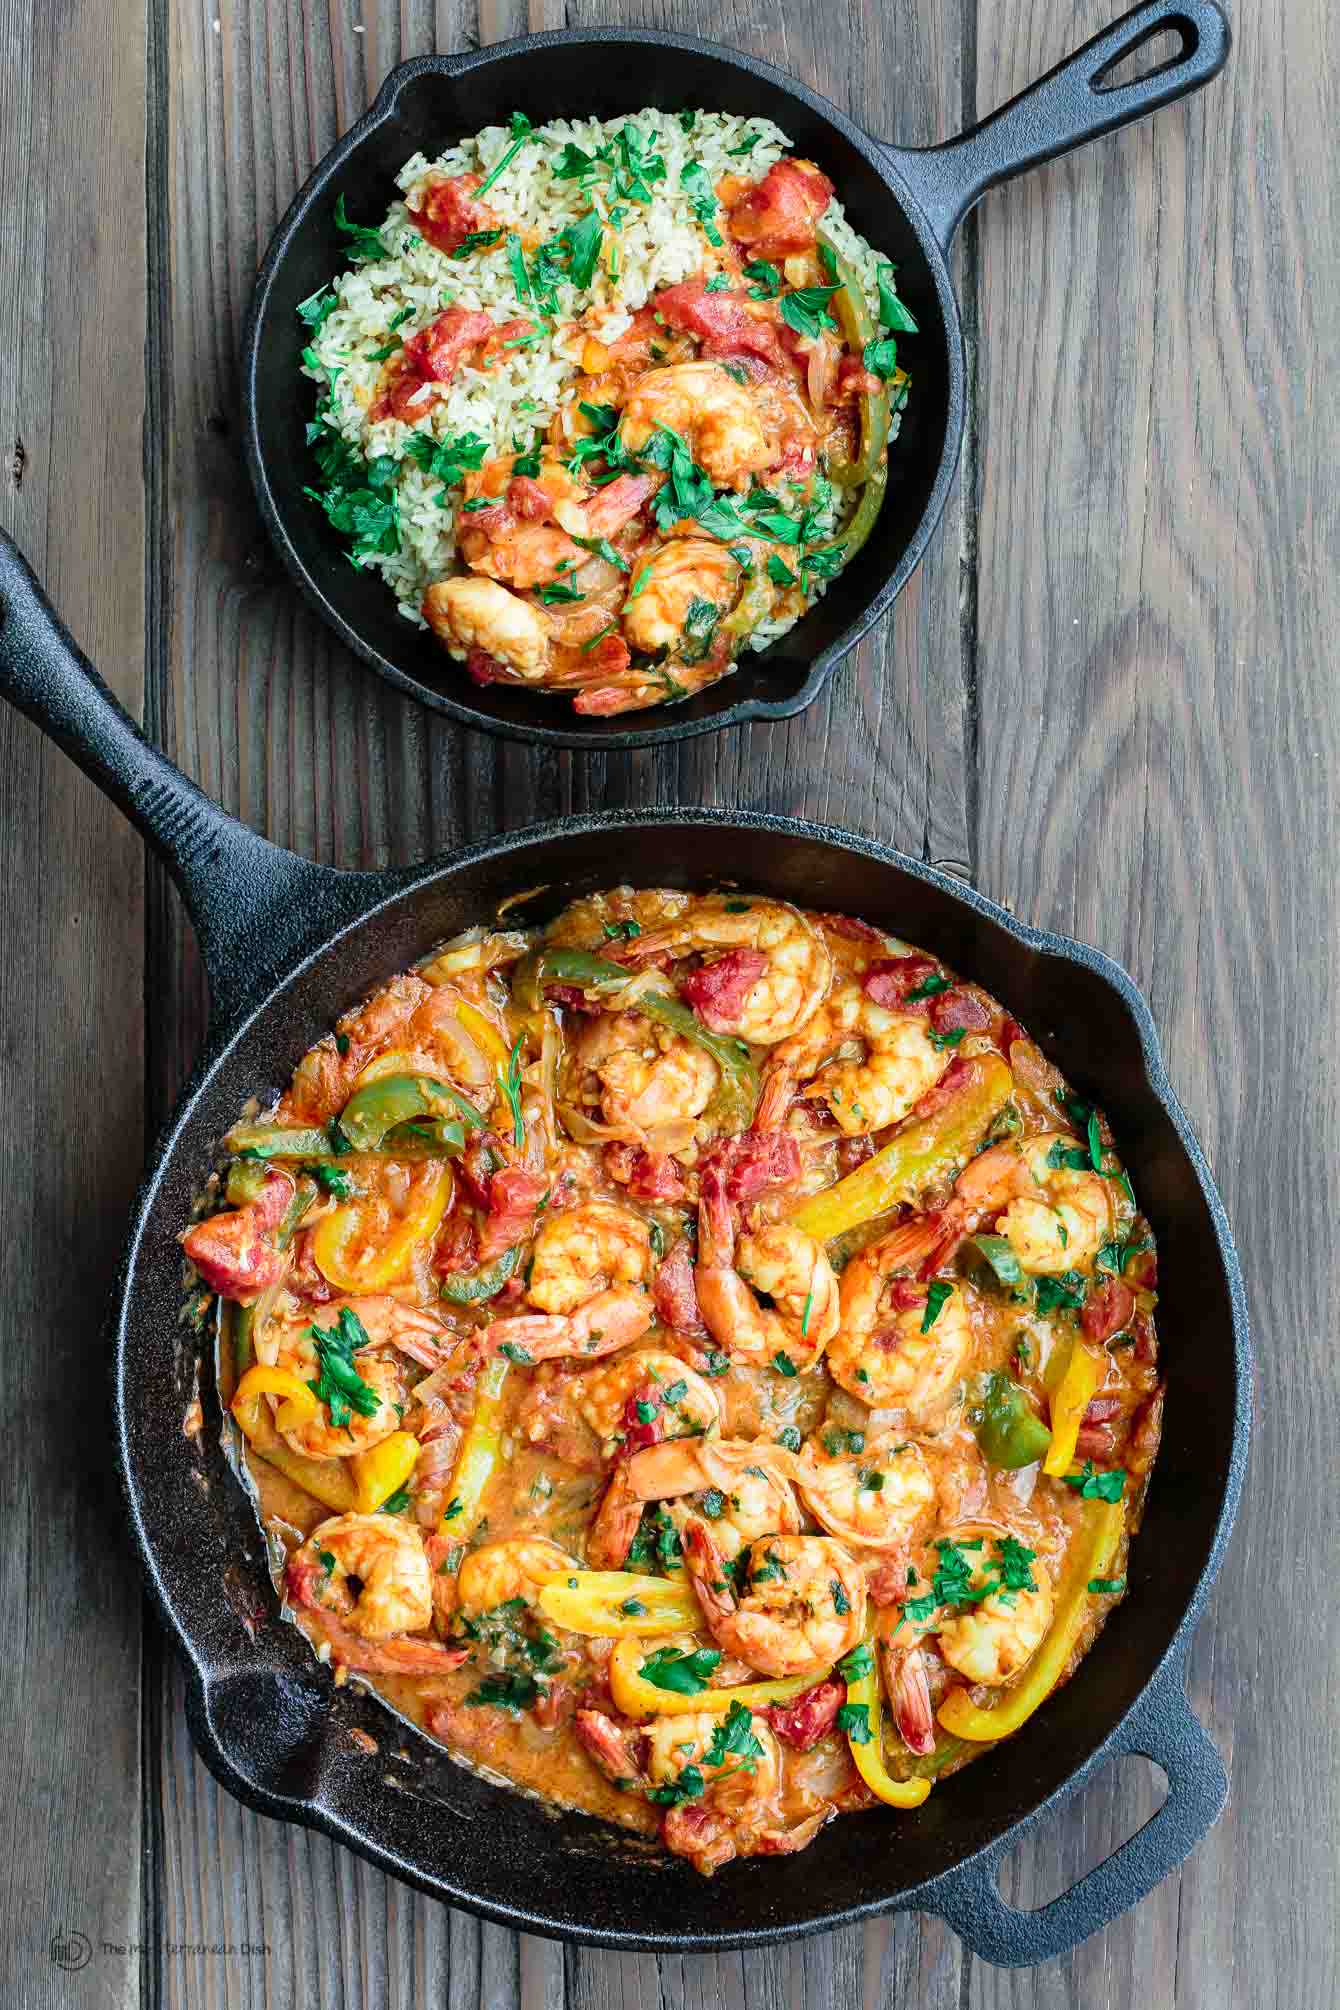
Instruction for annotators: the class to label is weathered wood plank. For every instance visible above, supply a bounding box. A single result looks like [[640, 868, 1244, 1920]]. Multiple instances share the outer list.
[[147, 0, 972, 1999], [0, 0, 148, 2002], [969, 1, 1339, 2004]]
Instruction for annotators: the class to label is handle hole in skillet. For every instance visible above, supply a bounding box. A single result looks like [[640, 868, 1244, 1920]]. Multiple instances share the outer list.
[[992, 1755, 1168, 1911], [1093, 24, 1190, 92]]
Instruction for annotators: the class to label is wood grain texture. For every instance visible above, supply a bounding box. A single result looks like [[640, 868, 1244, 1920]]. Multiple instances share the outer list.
[[2, 0, 1321, 1999], [0, 0, 148, 2003], [970, 2, 1339, 2006]]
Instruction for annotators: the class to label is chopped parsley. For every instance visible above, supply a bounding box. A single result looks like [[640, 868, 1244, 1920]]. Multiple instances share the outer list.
[[1035, 1271, 1087, 1315], [1096, 1236, 1151, 1277], [831, 1579, 852, 1616], [572, 532, 630, 573], [499, 1341, 534, 1365], [297, 286, 338, 330], [502, 1033, 526, 1147], [312, 1162, 353, 1201], [704, 1700, 763, 1771], [303, 426, 400, 564], [743, 259, 783, 299], [378, 1486, 413, 1515], [839, 1641, 873, 1682], [698, 1487, 727, 1520], [333, 193, 387, 262], [775, 1425, 802, 1452], [921, 1281, 953, 1333], [404, 429, 489, 485], [876, 263, 919, 334], [702, 1349, 731, 1377], [771, 1349, 798, 1378], [307, 1306, 381, 1431], [904, 971, 951, 1002], [680, 159, 723, 245], [465, 1671, 542, 1713], [1064, 1462, 1127, 1503], [768, 553, 798, 589], [639, 1645, 722, 1695], [862, 335, 901, 379], [475, 111, 534, 199], [929, 1025, 966, 1050], [779, 282, 841, 341], [836, 1702, 872, 1744], [1088, 1576, 1127, 1596], [648, 1764, 705, 1806]]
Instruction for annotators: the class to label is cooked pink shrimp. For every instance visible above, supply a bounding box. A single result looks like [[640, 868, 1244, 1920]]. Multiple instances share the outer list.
[[483, 1200, 655, 1362], [695, 1172, 838, 1370], [877, 1132, 1113, 1280], [680, 1522, 865, 1679]]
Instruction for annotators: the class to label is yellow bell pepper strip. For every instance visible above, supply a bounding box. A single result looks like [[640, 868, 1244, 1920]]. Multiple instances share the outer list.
[[609, 1636, 821, 1718], [350, 1430, 421, 1514], [1042, 1342, 1105, 1479], [231, 1364, 321, 1435], [439, 1243, 522, 1305], [336, 1073, 480, 1152], [440, 1355, 509, 1538], [975, 1369, 1053, 1470], [228, 1384, 358, 1514], [310, 1161, 452, 1292], [536, 1572, 703, 1638], [938, 1500, 1126, 1742], [791, 1051, 1013, 1242], [225, 1123, 332, 1160], [840, 1636, 932, 1808]]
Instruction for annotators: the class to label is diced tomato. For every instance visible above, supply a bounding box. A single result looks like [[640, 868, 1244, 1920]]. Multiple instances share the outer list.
[[583, 632, 632, 679], [699, 1128, 801, 1203], [835, 355, 882, 403], [1074, 1423, 1117, 1461], [680, 946, 769, 1031], [479, 316, 535, 365], [508, 475, 555, 522], [651, 1238, 705, 1335], [433, 1210, 480, 1276], [408, 171, 499, 254], [477, 1166, 549, 1262], [930, 986, 994, 1036], [726, 157, 834, 259], [994, 1015, 1027, 1056], [1081, 1281, 1137, 1345], [819, 911, 887, 944], [767, 1678, 843, 1750], [836, 1134, 876, 1176], [654, 279, 787, 369], [181, 1171, 293, 1303], [863, 953, 941, 1012], [604, 1142, 686, 1203], [1082, 1394, 1124, 1424], [544, 982, 603, 1015], [405, 307, 495, 382], [621, 1381, 667, 1451]]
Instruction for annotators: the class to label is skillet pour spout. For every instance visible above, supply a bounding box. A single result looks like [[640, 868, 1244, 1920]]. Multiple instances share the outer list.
[[244, 0, 1229, 747], [0, 532, 1250, 1961]]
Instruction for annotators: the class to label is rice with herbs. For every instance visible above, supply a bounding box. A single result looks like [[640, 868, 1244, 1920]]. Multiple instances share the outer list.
[[301, 107, 909, 710]]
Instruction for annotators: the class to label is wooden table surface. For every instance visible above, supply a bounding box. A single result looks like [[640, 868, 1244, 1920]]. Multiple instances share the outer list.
[[2, 1, 1334, 2004]]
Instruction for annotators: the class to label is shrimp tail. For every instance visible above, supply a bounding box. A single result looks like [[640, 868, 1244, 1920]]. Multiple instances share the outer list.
[[872, 1209, 962, 1280], [679, 1515, 738, 1624], [586, 1463, 643, 1571], [303, 1611, 470, 1676], [574, 1708, 648, 1788], [882, 1642, 936, 1757]]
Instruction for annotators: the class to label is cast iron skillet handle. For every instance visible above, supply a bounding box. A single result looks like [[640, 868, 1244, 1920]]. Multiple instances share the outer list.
[[884, 0, 1231, 251], [920, 1666, 1227, 1966], [0, 532, 379, 1038]]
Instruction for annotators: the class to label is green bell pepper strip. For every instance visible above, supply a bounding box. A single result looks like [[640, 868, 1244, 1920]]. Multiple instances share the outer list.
[[821, 235, 892, 491], [381, 1117, 469, 1158], [226, 1123, 332, 1160], [225, 1157, 271, 1206], [439, 1243, 523, 1305], [636, 991, 759, 1127], [513, 945, 759, 1126], [975, 1369, 1053, 1470], [512, 945, 632, 1012], [337, 1073, 482, 1151]]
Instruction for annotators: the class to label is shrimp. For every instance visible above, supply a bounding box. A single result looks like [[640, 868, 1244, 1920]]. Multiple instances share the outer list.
[[879, 1132, 1113, 1279], [422, 576, 552, 679], [271, 1302, 412, 1460], [622, 893, 832, 1046], [575, 1349, 722, 1449], [288, 1514, 435, 1639], [591, 1438, 802, 1568], [827, 1260, 976, 1419], [794, 1433, 935, 1553], [575, 1011, 719, 1131], [680, 1523, 866, 1678], [621, 362, 773, 487], [695, 1174, 839, 1370], [455, 1536, 580, 1619], [621, 540, 742, 657], [763, 982, 952, 1136], [482, 1200, 657, 1363], [528, 1201, 652, 1315], [876, 1525, 1054, 1753]]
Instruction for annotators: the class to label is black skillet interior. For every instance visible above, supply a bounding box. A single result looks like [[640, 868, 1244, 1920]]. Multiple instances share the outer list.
[[244, 5, 1231, 750], [0, 535, 1249, 1961]]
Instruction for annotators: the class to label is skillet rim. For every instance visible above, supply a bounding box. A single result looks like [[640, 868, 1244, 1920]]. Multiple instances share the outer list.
[[241, 28, 966, 751], [111, 807, 1251, 1950]]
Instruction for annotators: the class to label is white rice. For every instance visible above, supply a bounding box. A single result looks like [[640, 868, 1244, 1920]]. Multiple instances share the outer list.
[[303, 107, 891, 644]]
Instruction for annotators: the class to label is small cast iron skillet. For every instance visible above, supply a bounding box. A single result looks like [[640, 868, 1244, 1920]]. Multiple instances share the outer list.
[[0, 536, 1249, 1963], [243, 1, 1230, 750]]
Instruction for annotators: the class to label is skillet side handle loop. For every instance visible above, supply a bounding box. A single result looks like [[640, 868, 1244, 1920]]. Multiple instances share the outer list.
[[0, 531, 372, 1039], [884, 0, 1231, 251], [919, 1668, 1227, 1967]]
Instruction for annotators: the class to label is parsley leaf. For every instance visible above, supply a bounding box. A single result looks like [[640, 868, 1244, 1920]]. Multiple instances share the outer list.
[[1088, 1576, 1127, 1596], [647, 1764, 705, 1806], [877, 263, 919, 334], [680, 160, 723, 245], [404, 429, 489, 485], [779, 283, 841, 341], [308, 1306, 382, 1431], [1035, 1271, 1087, 1315], [639, 1645, 723, 1695], [771, 1349, 798, 1378], [704, 1699, 763, 1771], [465, 1671, 542, 1712], [921, 1281, 953, 1333], [475, 110, 534, 198], [1063, 1461, 1127, 1503], [743, 259, 783, 300], [836, 1701, 872, 1744], [333, 193, 386, 263], [863, 335, 900, 379]]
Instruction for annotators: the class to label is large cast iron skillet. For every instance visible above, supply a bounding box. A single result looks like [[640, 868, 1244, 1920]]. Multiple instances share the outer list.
[[244, 1, 1231, 750], [0, 536, 1248, 1962]]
